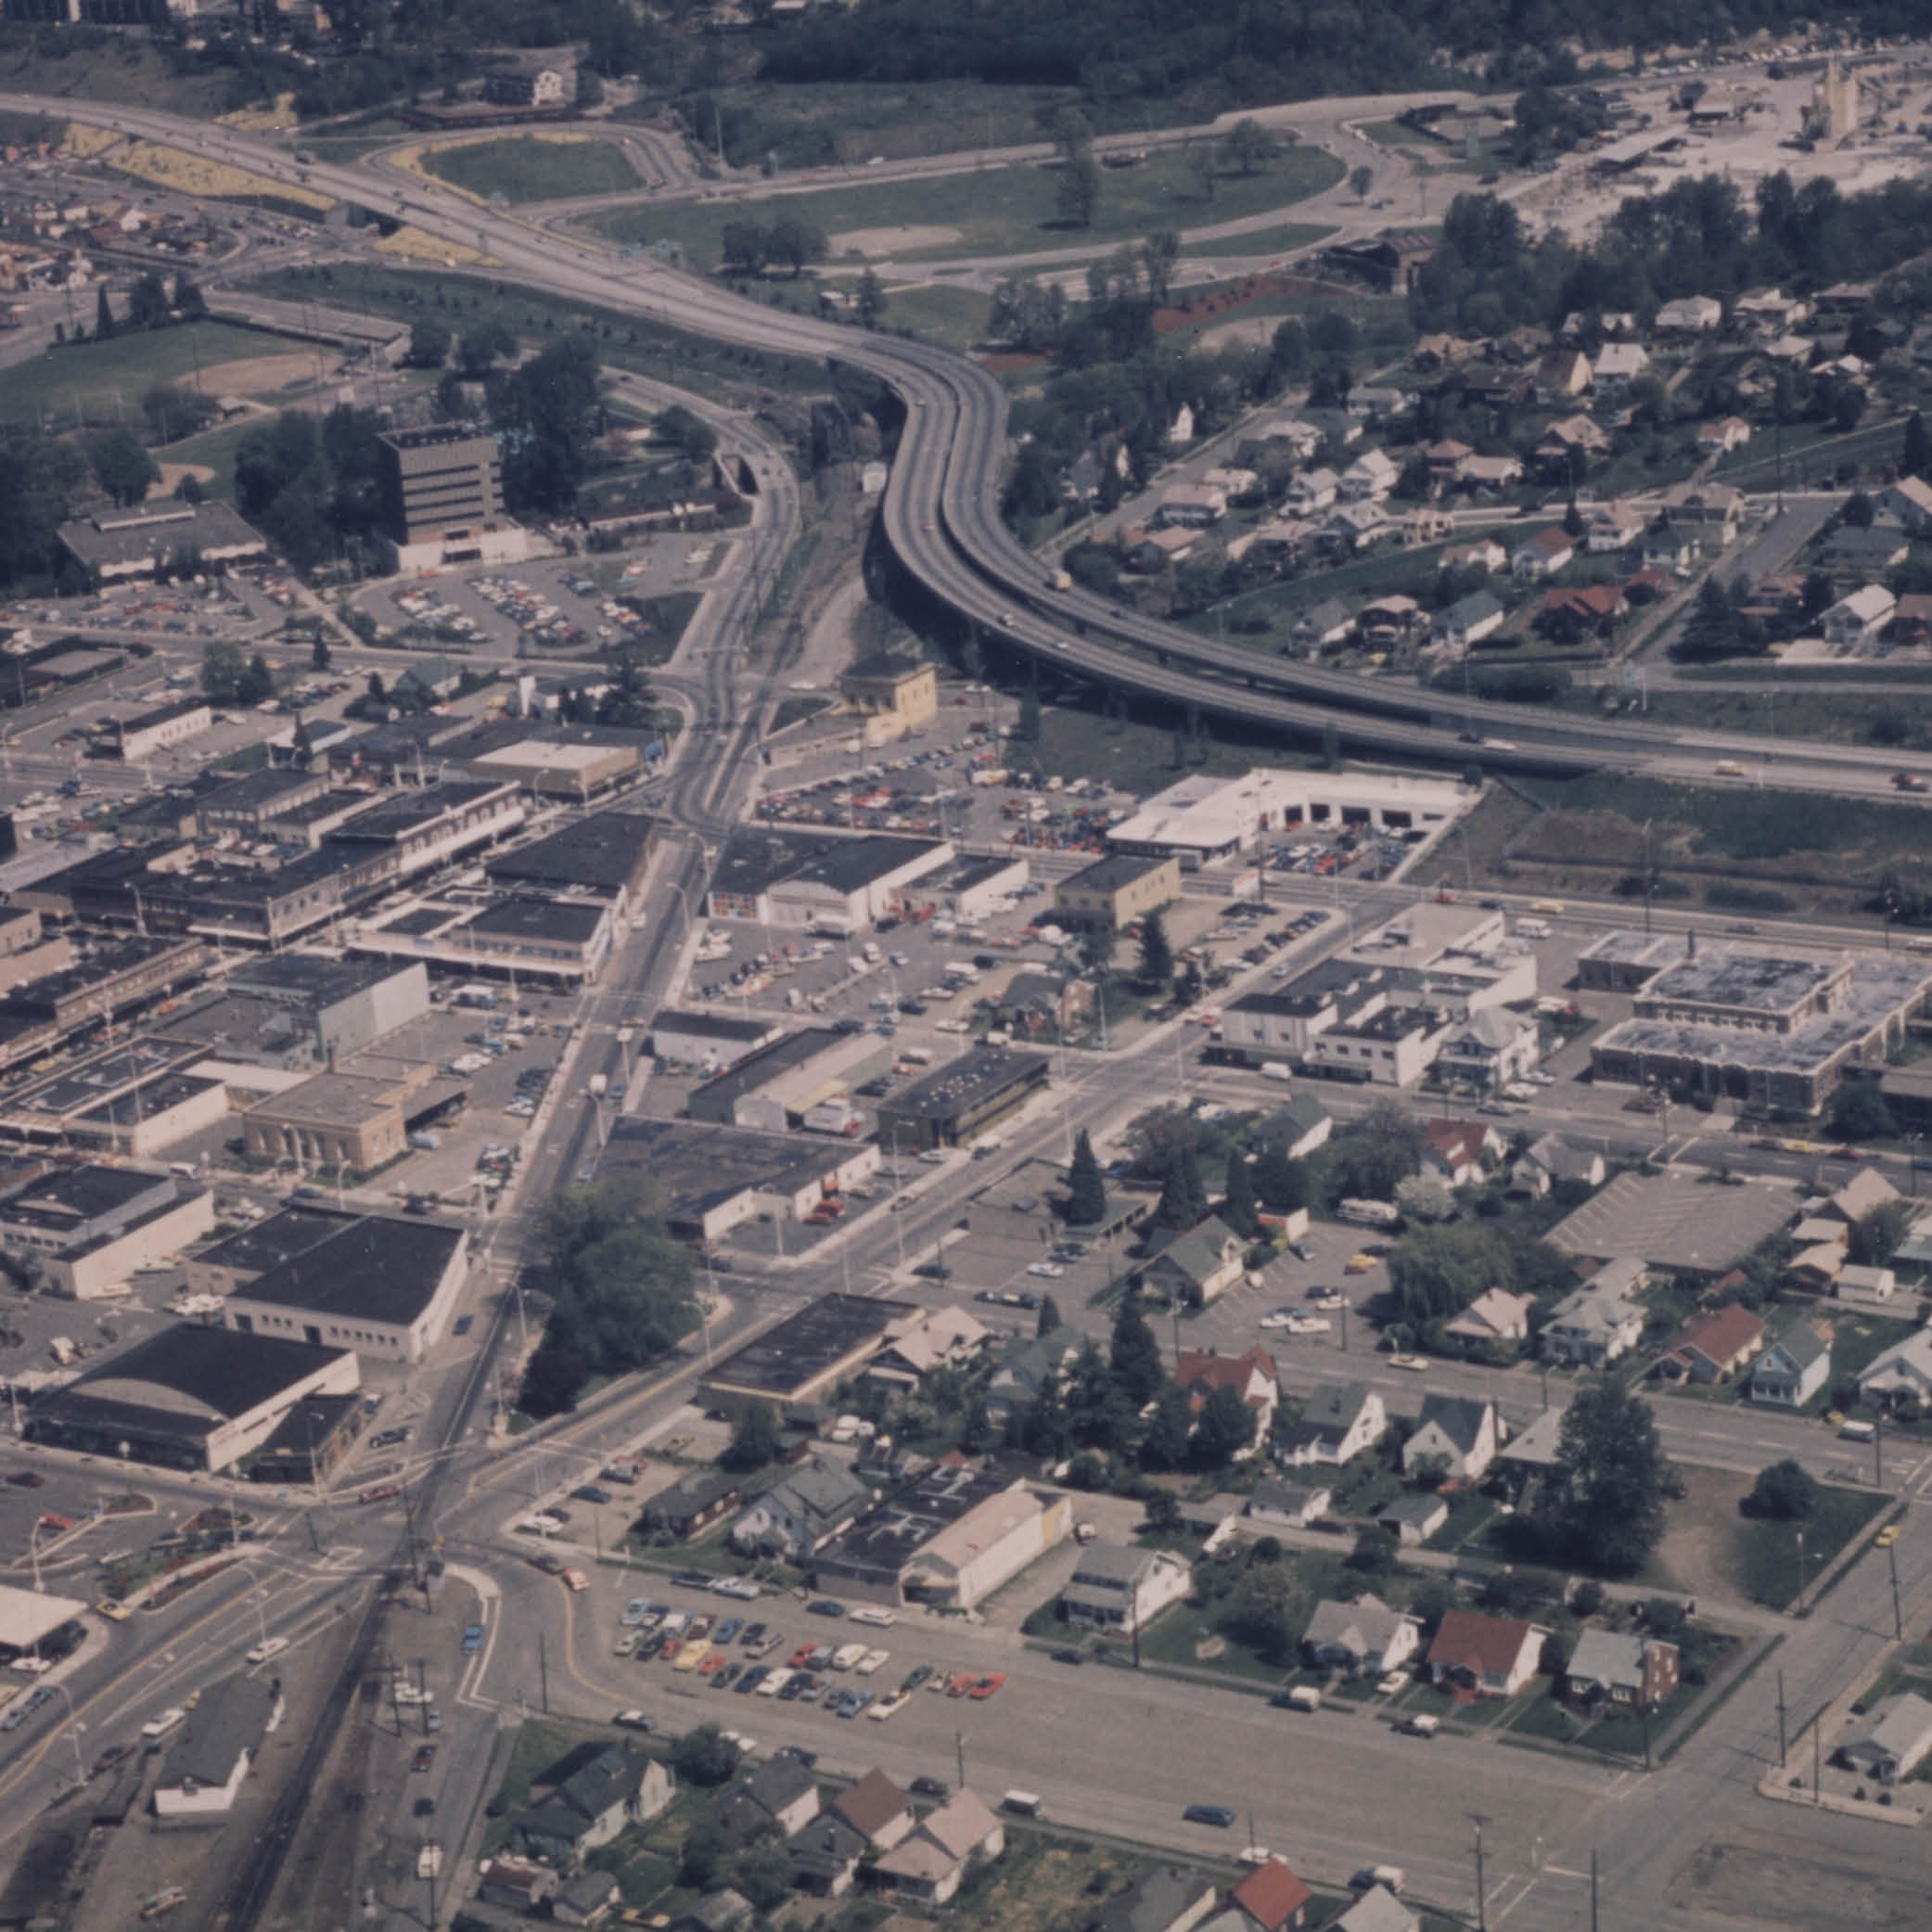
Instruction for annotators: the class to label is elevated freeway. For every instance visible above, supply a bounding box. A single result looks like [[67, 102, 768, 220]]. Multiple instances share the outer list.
[[17, 94, 1932, 797]]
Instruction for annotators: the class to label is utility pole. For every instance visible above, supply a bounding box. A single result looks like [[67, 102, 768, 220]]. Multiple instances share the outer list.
[[954, 1730, 966, 1790], [1888, 1538, 1903, 1641], [1795, 1529, 1807, 1614], [1776, 1669, 1787, 1769], [1469, 1814, 1489, 1932], [539, 1631, 550, 1715], [1874, 1411, 1883, 1489], [1589, 1851, 1599, 1932], [1813, 1717, 1822, 1802], [416, 1658, 430, 1735]]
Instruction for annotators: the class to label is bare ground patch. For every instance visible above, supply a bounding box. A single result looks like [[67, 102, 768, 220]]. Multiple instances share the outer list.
[[188, 352, 322, 397], [1669, 1831, 1932, 1932], [1651, 1462, 1755, 1611], [829, 223, 962, 256]]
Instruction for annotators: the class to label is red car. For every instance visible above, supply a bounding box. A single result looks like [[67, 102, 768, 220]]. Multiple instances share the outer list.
[[5, 1471, 44, 1488], [968, 1673, 1006, 1701], [36, 1513, 71, 1534], [788, 1644, 817, 1670], [358, 1485, 401, 1505], [697, 1652, 727, 1677], [413, 1744, 437, 1772], [945, 1673, 977, 1698]]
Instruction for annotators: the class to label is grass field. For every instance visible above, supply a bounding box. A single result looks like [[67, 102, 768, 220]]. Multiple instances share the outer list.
[[584, 145, 1344, 274], [1732, 1483, 1888, 1610], [246, 263, 827, 402], [417, 134, 640, 203], [0, 28, 228, 116], [842, 280, 990, 352], [0, 321, 293, 432]]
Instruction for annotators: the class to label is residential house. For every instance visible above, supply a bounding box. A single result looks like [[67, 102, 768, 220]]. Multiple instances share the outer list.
[[1541, 582, 1627, 638], [1511, 1134, 1606, 1197], [1542, 1260, 1647, 1367], [1425, 440, 1474, 487], [393, 657, 462, 703], [1158, 483, 1227, 529], [1537, 349, 1593, 399], [1420, 1118, 1503, 1188], [1836, 1693, 1932, 1784], [1443, 1287, 1535, 1348], [1285, 468, 1339, 514], [1436, 1006, 1541, 1094], [1090, 1868, 1220, 1932], [1401, 1393, 1500, 1480], [1659, 481, 1745, 539], [1821, 584, 1897, 647], [1535, 414, 1610, 476], [875, 1790, 1005, 1906], [1378, 1492, 1449, 1544], [1431, 590, 1506, 652], [1291, 599, 1355, 653], [480, 1859, 557, 1914], [1167, 403, 1196, 444], [1334, 1889, 1419, 1932], [790, 1811, 871, 1897], [1656, 1304, 1765, 1385], [1427, 1610, 1544, 1698], [1657, 294, 1723, 333], [1858, 1328, 1932, 1409], [1439, 537, 1507, 576], [1177, 1345, 1280, 1440], [1401, 505, 1457, 546], [554, 1872, 622, 1927], [1584, 499, 1645, 553], [1349, 383, 1418, 422], [1564, 1628, 1680, 1711], [1339, 449, 1399, 501], [1878, 475, 1932, 532], [1820, 1168, 1900, 1227], [515, 1742, 672, 1869], [1128, 527, 1197, 572], [1223, 1861, 1312, 1932], [1248, 418, 1324, 461], [1888, 593, 1932, 646], [1593, 343, 1650, 386], [1460, 454, 1525, 493], [1695, 416, 1752, 455], [1512, 528, 1575, 581], [672, 1893, 754, 1932], [726, 1452, 873, 1561], [993, 970, 1094, 1039], [1258, 1094, 1332, 1161], [1301, 1593, 1421, 1678], [1736, 288, 1810, 332], [1203, 466, 1261, 501], [1277, 1382, 1385, 1467], [1358, 596, 1424, 647], [1143, 1216, 1248, 1308], [1325, 501, 1393, 552], [1839, 1261, 1899, 1303], [644, 1467, 742, 1539], [1061, 1542, 1193, 1634], [830, 1769, 915, 1850], [1817, 525, 1909, 577], [1247, 1476, 1333, 1529], [985, 1325, 1082, 1420], [869, 1306, 992, 1388], [709, 1755, 821, 1843], [1640, 524, 1701, 573], [1749, 1321, 1832, 1407]]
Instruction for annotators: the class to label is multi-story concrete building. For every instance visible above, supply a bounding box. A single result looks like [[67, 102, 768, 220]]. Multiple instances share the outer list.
[[376, 425, 527, 572]]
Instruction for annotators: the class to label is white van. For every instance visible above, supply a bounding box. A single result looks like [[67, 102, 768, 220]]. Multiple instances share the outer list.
[[1002, 1790, 1044, 1817], [1284, 1684, 1322, 1712], [1260, 1062, 1293, 1082], [1515, 916, 1551, 939]]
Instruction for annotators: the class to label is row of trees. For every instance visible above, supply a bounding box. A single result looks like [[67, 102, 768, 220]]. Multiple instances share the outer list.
[[720, 217, 829, 279]]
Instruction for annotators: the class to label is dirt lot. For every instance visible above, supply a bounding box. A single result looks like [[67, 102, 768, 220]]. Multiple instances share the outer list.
[[188, 352, 322, 398], [829, 224, 963, 257], [1651, 1463, 1756, 1611], [1668, 1831, 1932, 1932]]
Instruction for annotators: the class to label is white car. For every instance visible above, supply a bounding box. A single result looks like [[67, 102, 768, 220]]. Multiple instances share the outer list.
[[855, 1648, 890, 1675], [1265, 1311, 1330, 1335], [245, 1636, 288, 1666], [1306, 1290, 1346, 1311], [866, 1690, 909, 1721], [935, 1019, 970, 1034], [1026, 1262, 1065, 1280]]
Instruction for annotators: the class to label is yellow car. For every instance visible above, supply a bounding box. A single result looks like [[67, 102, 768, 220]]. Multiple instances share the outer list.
[[1875, 1526, 1900, 1549], [95, 1599, 133, 1623], [672, 1639, 714, 1673], [1823, 1411, 1846, 1427], [1344, 1253, 1376, 1275]]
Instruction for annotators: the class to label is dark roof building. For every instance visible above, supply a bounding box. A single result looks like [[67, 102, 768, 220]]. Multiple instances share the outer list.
[[698, 1292, 914, 1416], [485, 811, 659, 917], [874, 1047, 1050, 1151]]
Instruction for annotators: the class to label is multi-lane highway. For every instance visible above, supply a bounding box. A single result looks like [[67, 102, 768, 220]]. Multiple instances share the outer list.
[[11, 93, 1932, 798]]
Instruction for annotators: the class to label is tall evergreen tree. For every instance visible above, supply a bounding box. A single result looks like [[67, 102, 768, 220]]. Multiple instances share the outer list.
[[95, 285, 116, 340], [1222, 1153, 1259, 1239], [1153, 1143, 1208, 1231], [1907, 408, 1932, 480], [1139, 1385, 1193, 1471], [1254, 1140, 1311, 1213], [1067, 1128, 1107, 1225], [1136, 907, 1174, 988], [1035, 1294, 1063, 1338], [1108, 1290, 1165, 1406]]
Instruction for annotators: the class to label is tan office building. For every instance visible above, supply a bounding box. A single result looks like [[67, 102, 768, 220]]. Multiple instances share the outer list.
[[839, 651, 939, 745], [1055, 853, 1181, 930]]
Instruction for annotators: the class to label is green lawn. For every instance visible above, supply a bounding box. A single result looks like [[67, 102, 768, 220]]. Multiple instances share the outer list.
[[1818, 1313, 1920, 1415], [418, 134, 640, 203], [583, 145, 1344, 274], [839, 280, 991, 352], [0, 321, 292, 432], [1732, 1484, 1889, 1610]]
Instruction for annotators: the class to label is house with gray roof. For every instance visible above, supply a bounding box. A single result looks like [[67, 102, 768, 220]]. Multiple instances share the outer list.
[[1143, 1215, 1247, 1307], [1258, 1094, 1333, 1160], [1335, 1887, 1419, 1932], [1563, 1627, 1678, 1710], [1301, 1593, 1420, 1677], [986, 1324, 1083, 1421], [515, 1741, 671, 1868], [1276, 1383, 1385, 1467], [1510, 1134, 1607, 1197], [1090, 1867, 1219, 1932], [1061, 1542, 1192, 1635], [1247, 1476, 1332, 1528], [151, 1670, 283, 1819], [1541, 1261, 1647, 1367], [1836, 1692, 1932, 1784], [731, 1453, 872, 1560], [1749, 1322, 1832, 1408], [1401, 1393, 1499, 1480]]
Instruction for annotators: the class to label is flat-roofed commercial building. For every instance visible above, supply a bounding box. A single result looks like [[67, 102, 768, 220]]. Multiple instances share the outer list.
[[198, 767, 332, 838], [57, 501, 267, 583], [486, 811, 658, 920], [838, 651, 939, 746], [460, 735, 639, 802], [377, 425, 528, 572], [0, 1162, 215, 1299], [347, 895, 615, 987], [1055, 853, 1179, 931], [697, 1292, 915, 1418], [937, 854, 1030, 921], [185, 1203, 361, 1299], [228, 955, 431, 1063], [223, 1213, 467, 1363], [0, 935, 211, 1035], [241, 1065, 432, 1174], [649, 1011, 785, 1073], [708, 827, 953, 936], [25, 1324, 359, 1472], [109, 697, 212, 764], [687, 1027, 890, 1132], [874, 1047, 1050, 1153]]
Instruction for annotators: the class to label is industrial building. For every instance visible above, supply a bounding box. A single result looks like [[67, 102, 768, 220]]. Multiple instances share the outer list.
[[595, 1118, 881, 1243], [686, 1028, 890, 1132], [0, 1163, 215, 1299], [1106, 769, 1467, 868], [697, 1292, 915, 1418], [25, 1324, 359, 1472], [376, 425, 528, 572], [935, 854, 1030, 921], [186, 1203, 365, 1299], [837, 651, 939, 746], [222, 1213, 468, 1364], [56, 501, 268, 583], [454, 727, 643, 802], [649, 1011, 786, 1073], [873, 1047, 1051, 1152], [1055, 854, 1180, 931], [152, 1670, 284, 1822], [349, 896, 615, 986], [241, 1063, 439, 1174], [708, 827, 953, 935], [1587, 932, 1932, 1113], [109, 697, 212, 764], [485, 812, 659, 921], [812, 1458, 1070, 1608]]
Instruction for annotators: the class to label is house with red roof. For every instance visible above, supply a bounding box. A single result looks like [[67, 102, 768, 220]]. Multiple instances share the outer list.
[[1426, 1610, 1544, 1698], [1176, 1345, 1279, 1440], [1510, 527, 1576, 581], [1228, 1857, 1314, 1932], [1655, 1303, 1765, 1386], [1420, 1118, 1503, 1188]]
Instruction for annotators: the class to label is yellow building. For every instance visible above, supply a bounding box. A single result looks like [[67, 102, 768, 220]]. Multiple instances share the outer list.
[[1055, 853, 1181, 931], [839, 651, 939, 746]]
